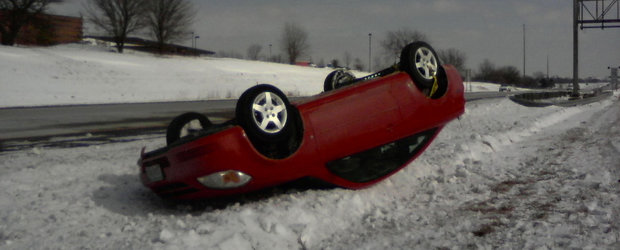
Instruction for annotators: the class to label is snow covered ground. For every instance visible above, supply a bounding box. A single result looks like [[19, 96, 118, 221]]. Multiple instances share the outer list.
[[2, 95, 619, 249], [1, 44, 619, 249], [1, 44, 496, 108]]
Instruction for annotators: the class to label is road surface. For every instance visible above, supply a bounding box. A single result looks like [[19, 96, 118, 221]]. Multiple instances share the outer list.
[[0, 92, 511, 151]]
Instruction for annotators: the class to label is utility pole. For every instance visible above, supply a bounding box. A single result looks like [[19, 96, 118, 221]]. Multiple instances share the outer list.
[[191, 32, 195, 50], [523, 24, 526, 78], [610, 66, 619, 90], [546, 55, 549, 79], [368, 33, 372, 72]]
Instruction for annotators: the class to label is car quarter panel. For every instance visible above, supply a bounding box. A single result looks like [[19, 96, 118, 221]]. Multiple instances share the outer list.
[[297, 75, 402, 164], [296, 65, 465, 189], [140, 126, 320, 199], [390, 65, 465, 134]]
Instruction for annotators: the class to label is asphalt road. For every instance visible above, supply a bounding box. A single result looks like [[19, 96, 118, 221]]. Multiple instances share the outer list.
[[0, 92, 510, 150], [0, 100, 237, 140]]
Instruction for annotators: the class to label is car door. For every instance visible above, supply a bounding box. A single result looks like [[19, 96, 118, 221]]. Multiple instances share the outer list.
[[303, 78, 401, 161]]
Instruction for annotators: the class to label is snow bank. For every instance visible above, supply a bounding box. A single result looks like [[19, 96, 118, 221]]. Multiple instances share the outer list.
[[0, 44, 333, 107], [1, 44, 499, 108], [1, 44, 619, 249], [2, 95, 619, 249]]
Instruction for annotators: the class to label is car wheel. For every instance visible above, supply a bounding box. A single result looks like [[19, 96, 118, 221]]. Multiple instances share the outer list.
[[166, 112, 212, 145], [236, 84, 303, 158], [237, 84, 292, 141], [324, 69, 356, 92], [399, 41, 441, 90]]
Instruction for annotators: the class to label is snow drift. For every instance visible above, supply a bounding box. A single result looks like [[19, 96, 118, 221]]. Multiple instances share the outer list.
[[1, 44, 619, 249]]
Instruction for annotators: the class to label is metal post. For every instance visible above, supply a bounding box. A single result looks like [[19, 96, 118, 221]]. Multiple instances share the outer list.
[[573, 0, 580, 96], [368, 33, 372, 72], [523, 24, 526, 78], [610, 66, 619, 90], [191, 32, 195, 50], [546, 54, 549, 79], [194, 36, 200, 56], [466, 69, 472, 92]]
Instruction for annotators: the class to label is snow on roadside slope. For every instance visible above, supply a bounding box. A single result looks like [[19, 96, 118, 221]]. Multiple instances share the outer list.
[[1, 44, 498, 108], [0, 44, 330, 107], [1, 95, 618, 249]]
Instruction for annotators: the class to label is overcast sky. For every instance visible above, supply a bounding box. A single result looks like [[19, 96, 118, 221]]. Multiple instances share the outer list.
[[49, 0, 619, 79]]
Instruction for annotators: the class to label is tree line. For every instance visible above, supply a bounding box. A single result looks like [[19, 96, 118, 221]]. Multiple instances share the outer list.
[[2, 2, 470, 75], [0, 0, 195, 54], [2, 1, 572, 87], [475, 59, 558, 88], [0, 0, 62, 45], [84, 0, 195, 53], [240, 26, 468, 74]]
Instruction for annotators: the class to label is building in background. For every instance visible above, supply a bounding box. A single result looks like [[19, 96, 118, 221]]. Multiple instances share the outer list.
[[0, 11, 82, 46]]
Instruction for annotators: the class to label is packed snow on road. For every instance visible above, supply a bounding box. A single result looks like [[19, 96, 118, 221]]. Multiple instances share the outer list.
[[1, 44, 619, 249]]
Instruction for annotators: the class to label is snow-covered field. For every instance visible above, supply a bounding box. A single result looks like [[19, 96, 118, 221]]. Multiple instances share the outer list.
[[1, 44, 619, 249], [1, 44, 495, 108]]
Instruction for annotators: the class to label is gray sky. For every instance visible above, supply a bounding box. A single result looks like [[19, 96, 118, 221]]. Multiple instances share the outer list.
[[50, 0, 619, 79]]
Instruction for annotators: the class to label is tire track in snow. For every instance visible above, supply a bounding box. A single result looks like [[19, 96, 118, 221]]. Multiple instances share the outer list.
[[313, 97, 619, 249], [456, 98, 620, 248]]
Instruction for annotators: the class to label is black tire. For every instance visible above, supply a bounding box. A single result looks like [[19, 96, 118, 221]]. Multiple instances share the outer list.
[[236, 84, 303, 159], [236, 84, 295, 143], [399, 41, 441, 90], [166, 112, 212, 145], [323, 69, 356, 92]]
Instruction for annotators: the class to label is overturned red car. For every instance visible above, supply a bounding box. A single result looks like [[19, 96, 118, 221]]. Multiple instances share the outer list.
[[138, 42, 465, 200]]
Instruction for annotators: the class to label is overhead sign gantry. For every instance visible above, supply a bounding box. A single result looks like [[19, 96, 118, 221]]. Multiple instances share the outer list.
[[573, 0, 620, 96]]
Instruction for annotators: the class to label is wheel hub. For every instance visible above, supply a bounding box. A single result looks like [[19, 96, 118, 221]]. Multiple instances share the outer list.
[[252, 92, 287, 134], [414, 47, 438, 80]]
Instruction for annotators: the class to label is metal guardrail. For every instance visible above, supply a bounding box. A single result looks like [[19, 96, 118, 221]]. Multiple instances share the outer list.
[[509, 90, 613, 107]]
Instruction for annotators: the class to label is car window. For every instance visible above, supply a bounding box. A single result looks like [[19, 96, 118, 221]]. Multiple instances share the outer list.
[[326, 128, 437, 183]]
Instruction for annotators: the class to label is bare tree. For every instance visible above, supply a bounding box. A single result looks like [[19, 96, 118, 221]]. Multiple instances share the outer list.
[[438, 48, 466, 74], [144, 0, 195, 54], [380, 28, 427, 64], [476, 59, 495, 79], [317, 58, 325, 68], [269, 54, 282, 63], [216, 50, 243, 59], [280, 22, 309, 64], [0, 0, 63, 45], [474, 59, 522, 85], [246, 44, 262, 60], [343, 51, 351, 69], [84, 0, 146, 53], [353, 58, 364, 71]]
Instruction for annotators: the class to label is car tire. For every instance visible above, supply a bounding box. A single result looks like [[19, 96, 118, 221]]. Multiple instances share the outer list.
[[166, 112, 212, 145], [237, 84, 293, 142], [324, 69, 356, 92], [399, 41, 441, 90], [236, 84, 303, 158]]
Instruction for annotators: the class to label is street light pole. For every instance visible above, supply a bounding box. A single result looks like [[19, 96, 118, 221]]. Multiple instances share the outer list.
[[523, 24, 526, 78], [194, 35, 200, 56], [191, 31, 195, 50], [547, 54, 549, 79], [368, 33, 372, 72], [609, 66, 619, 90]]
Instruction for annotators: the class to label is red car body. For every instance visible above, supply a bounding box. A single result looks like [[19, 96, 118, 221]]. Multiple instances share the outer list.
[[138, 65, 465, 200]]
